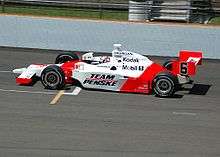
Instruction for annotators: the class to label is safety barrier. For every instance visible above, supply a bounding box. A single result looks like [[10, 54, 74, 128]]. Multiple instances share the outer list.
[[150, 0, 191, 22], [128, 1, 153, 21], [0, 15, 220, 59], [128, 0, 220, 23], [1, 0, 220, 23]]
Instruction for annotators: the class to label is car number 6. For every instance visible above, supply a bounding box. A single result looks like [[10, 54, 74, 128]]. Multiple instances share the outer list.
[[180, 62, 188, 75]]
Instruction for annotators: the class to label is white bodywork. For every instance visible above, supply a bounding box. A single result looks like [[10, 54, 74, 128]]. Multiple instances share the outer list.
[[12, 44, 202, 96], [78, 44, 153, 78], [73, 44, 153, 90], [13, 44, 154, 91], [13, 64, 48, 78]]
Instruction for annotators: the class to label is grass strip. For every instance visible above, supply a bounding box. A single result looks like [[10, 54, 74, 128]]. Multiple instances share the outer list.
[[209, 17, 220, 25], [0, 5, 128, 21]]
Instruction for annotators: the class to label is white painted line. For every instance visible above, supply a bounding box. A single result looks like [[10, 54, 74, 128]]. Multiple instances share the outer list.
[[0, 87, 82, 96], [72, 87, 82, 95], [0, 70, 12, 73], [64, 87, 82, 96], [173, 112, 197, 116], [0, 88, 56, 95]]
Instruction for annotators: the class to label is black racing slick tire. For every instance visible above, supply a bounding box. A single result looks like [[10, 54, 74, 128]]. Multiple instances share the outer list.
[[163, 60, 173, 71], [55, 52, 79, 64], [41, 65, 65, 90], [153, 72, 177, 97]]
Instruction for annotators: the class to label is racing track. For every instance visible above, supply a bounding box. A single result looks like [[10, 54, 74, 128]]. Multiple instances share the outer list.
[[0, 47, 220, 157]]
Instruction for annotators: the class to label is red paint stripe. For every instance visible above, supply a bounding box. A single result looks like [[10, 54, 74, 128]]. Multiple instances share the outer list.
[[60, 60, 80, 83], [16, 78, 32, 85], [120, 63, 166, 94]]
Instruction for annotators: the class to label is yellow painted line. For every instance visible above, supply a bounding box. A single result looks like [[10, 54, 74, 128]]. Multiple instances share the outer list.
[[50, 90, 65, 105]]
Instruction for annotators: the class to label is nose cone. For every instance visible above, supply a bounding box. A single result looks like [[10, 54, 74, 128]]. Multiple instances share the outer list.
[[12, 68, 27, 74]]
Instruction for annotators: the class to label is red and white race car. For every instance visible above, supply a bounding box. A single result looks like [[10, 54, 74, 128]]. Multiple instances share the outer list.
[[13, 44, 202, 97]]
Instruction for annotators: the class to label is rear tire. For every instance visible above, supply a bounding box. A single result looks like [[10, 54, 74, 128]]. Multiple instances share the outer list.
[[163, 60, 173, 70], [55, 52, 79, 64], [41, 65, 65, 90], [153, 72, 177, 97]]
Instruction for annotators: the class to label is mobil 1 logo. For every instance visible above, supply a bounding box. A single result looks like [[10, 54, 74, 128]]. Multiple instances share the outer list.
[[122, 65, 144, 71]]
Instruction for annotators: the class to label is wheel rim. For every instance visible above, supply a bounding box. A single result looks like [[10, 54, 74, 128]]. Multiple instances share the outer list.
[[156, 78, 172, 95], [44, 71, 60, 87]]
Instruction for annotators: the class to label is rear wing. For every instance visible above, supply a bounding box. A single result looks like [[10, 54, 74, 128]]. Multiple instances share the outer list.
[[179, 50, 202, 65], [172, 50, 203, 76]]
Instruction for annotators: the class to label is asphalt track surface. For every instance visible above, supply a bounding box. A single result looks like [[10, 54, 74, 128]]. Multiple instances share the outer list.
[[0, 47, 220, 157]]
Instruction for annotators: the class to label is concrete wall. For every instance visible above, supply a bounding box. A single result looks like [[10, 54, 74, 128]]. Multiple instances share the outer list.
[[0, 15, 220, 58]]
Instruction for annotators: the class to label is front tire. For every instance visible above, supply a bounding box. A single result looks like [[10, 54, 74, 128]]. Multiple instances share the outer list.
[[41, 65, 65, 90], [153, 72, 177, 97], [55, 52, 79, 64]]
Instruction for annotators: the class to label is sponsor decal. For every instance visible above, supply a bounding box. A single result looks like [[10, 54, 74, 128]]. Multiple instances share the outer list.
[[187, 57, 200, 64], [83, 74, 117, 86], [97, 65, 111, 68], [122, 65, 144, 71], [123, 57, 139, 63], [75, 64, 84, 70], [114, 51, 133, 58]]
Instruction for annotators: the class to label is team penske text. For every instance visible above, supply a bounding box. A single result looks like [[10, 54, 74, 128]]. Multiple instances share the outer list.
[[83, 74, 117, 86]]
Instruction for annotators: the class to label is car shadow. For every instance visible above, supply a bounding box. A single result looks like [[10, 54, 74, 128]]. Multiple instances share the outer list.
[[170, 94, 184, 99], [23, 80, 211, 98], [154, 93, 184, 99], [84, 88, 185, 99], [65, 84, 211, 99], [181, 83, 212, 95], [188, 83, 212, 95], [154, 83, 211, 99]]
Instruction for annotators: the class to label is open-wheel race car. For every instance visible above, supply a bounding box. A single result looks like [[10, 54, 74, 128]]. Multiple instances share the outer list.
[[13, 44, 203, 97]]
